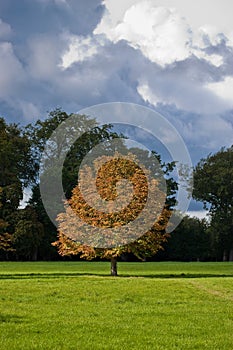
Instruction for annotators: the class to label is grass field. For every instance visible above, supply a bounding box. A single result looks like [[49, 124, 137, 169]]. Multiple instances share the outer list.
[[0, 262, 232, 349]]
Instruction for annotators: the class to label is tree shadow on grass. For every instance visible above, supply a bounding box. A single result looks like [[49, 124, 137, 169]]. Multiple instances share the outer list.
[[0, 272, 232, 279]]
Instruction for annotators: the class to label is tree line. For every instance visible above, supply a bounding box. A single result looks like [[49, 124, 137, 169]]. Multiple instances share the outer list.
[[0, 109, 232, 270]]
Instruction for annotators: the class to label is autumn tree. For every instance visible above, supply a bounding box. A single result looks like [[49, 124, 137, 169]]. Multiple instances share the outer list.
[[53, 151, 173, 275], [193, 146, 233, 261]]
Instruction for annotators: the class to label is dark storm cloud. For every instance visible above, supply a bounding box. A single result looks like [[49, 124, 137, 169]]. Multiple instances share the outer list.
[[0, 0, 104, 39], [0, 0, 105, 122], [0, 0, 232, 166]]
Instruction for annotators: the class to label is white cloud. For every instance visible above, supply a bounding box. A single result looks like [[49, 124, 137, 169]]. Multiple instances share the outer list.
[[95, 0, 233, 69], [197, 26, 227, 47], [187, 210, 208, 220], [192, 50, 223, 67], [95, 2, 192, 66], [92, 0, 233, 119], [206, 76, 233, 107], [137, 82, 159, 106], [101, 0, 233, 41], [60, 35, 98, 69]]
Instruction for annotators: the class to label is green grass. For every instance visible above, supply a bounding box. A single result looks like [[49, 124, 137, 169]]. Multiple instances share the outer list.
[[0, 262, 232, 349]]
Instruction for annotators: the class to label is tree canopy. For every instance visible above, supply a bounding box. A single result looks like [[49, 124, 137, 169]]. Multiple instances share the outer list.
[[0, 118, 34, 257], [53, 150, 174, 275], [193, 146, 233, 260]]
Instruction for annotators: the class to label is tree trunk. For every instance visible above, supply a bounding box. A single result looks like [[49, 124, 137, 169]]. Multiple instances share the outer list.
[[229, 248, 233, 261], [223, 249, 228, 261], [111, 257, 117, 276]]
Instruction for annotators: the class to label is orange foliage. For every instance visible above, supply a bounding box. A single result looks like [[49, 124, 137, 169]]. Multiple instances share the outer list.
[[53, 152, 171, 260]]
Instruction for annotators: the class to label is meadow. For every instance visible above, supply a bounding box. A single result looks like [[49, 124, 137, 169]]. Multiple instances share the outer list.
[[0, 261, 232, 349]]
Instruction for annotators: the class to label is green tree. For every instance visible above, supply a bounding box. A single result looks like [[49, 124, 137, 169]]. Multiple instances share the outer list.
[[159, 215, 210, 261], [13, 207, 44, 261], [0, 217, 15, 260], [0, 118, 34, 258], [193, 146, 233, 261], [206, 211, 233, 261]]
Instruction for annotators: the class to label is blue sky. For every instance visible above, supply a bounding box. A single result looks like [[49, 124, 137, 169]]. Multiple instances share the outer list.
[[1, 0, 233, 216]]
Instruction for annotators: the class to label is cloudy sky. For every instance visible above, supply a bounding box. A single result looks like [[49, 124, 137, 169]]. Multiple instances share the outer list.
[[1, 0, 233, 215]]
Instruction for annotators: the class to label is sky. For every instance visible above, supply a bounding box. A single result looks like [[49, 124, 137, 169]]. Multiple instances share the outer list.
[[1, 0, 233, 217]]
